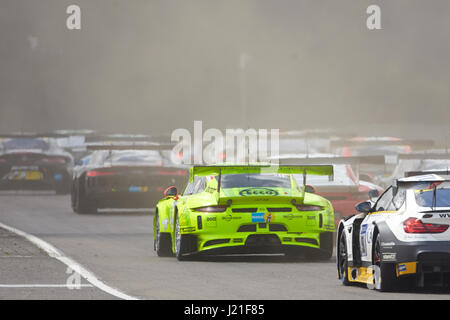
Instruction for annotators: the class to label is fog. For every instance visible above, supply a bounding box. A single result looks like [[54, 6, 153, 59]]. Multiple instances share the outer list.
[[1, 1, 450, 143]]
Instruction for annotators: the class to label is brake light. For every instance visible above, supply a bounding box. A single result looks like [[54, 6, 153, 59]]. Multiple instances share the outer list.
[[193, 206, 228, 213], [403, 218, 449, 234], [87, 170, 116, 177], [295, 204, 323, 211]]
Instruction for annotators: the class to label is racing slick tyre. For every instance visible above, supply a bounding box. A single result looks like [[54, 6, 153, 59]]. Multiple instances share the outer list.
[[315, 232, 333, 260], [73, 182, 97, 214], [373, 232, 397, 292], [174, 213, 197, 261], [154, 213, 173, 257], [338, 231, 351, 286]]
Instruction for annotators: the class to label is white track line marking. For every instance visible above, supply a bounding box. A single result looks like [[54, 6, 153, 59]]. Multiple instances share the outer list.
[[0, 284, 93, 288], [0, 222, 140, 300]]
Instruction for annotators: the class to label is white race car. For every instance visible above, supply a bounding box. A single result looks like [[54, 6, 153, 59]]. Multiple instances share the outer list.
[[337, 172, 450, 291]]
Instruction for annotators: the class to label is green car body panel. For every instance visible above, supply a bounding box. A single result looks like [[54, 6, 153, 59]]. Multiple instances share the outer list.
[[154, 164, 335, 258]]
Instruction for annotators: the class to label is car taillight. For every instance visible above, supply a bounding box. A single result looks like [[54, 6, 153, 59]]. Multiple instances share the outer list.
[[295, 204, 323, 211], [193, 206, 228, 213], [403, 218, 449, 234], [87, 170, 116, 177]]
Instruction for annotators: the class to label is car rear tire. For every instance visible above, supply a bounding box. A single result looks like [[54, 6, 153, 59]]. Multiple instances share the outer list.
[[373, 232, 397, 292], [174, 213, 196, 261], [73, 181, 97, 214], [154, 214, 173, 257], [338, 231, 351, 286], [317, 232, 333, 260]]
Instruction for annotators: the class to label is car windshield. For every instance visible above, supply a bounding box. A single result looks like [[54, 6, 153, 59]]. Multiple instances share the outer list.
[[220, 173, 291, 189], [414, 181, 450, 207], [3, 138, 49, 151]]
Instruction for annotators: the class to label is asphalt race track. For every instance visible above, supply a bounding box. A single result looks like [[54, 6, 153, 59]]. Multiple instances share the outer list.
[[0, 192, 449, 300]]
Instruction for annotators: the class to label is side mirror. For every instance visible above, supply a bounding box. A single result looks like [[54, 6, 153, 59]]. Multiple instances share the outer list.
[[368, 189, 379, 200], [369, 189, 379, 198], [355, 201, 372, 213], [164, 186, 177, 197], [74, 159, 83, 166], [304, 185, 316, 194]]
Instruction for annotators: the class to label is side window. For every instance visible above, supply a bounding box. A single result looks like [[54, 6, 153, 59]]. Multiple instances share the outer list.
[[193, 177, 206, 194], [183, 182, 195, 196], [183, 177, 205, 196], [391, 189, 406, 210], [374, 187, 394, 212]]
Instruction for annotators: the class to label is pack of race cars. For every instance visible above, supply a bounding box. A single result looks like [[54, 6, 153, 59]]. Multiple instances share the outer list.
[[2, 130, 450, 292]]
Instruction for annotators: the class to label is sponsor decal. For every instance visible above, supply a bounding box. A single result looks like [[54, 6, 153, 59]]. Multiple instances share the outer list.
[[205, 186, 216, 193], [128, 186, 148, 193], [264, 212, 274, 223], [360, 224, 368, 235], [251, 212, 265, 223], [239, 188, 279, 197], [282, 214, 302, 220], [367, 227, 373, 244], [222, 214, 241, 222], [382, 253, 397, 261], [206, 216, 217, 227], [381, 241, 395, 247], [439, 213, 450, 218], [398, 264, 406, 272]]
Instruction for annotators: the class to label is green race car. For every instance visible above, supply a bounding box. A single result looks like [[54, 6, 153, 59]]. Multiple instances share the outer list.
[[153, 164, 335, 260]]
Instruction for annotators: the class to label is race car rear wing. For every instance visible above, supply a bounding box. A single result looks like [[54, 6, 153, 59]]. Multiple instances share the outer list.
[[190, 164, 334, 198], [394, 174, 448, 190], [0, 133, 63, 139], [275, 155, 386, 166], [190, 164, 334, 180], [84, 133, 151, 143], [405, 169, 450, 178], [397, 153, 450, 160], [330, 138, 435, 149], [86, 141, 176, 151]]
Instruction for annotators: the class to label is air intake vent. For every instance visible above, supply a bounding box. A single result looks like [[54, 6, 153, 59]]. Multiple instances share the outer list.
[[269, 224, 288, 232], [295, 238, 318, 245], [237, 224, 257, 232], [203, 239, 230, 247], [232, 208, 258, 213], [267, 208, 292, 212]]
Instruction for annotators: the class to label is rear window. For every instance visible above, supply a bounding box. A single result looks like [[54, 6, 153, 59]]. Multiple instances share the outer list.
[[414, 182, 450, 207], [105, 150, 162, 164], [220, 173, 291, 189], [3, 138, 49, 151]]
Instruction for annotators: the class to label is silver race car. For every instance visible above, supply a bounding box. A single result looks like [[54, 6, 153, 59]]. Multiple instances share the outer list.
[[337, 171, 450, 291]]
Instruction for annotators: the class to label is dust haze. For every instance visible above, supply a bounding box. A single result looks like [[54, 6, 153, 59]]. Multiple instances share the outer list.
[[1, 0, 450, 142]]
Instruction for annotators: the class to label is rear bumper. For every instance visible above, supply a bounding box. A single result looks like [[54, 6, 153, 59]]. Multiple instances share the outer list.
[[0, 173, 70, 191], [85, 190, 158, 208], [192, 231, 325, 255], [380, 233, 450, 287]]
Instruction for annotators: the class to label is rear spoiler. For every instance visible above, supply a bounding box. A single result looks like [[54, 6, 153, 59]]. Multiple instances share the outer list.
[[394, 174, 449, 190], [330, 138, 435, 149], [84, 133, 151, 143], [0, 133, 60, 139], [86, 142, 175, 151], [275, 155, 386, 166], [191, 164, 333, 180], [397, 153, 450, 160], [405, 169, 450, 178]]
